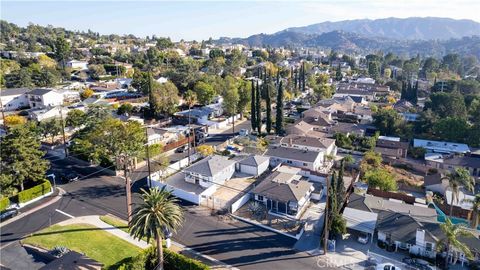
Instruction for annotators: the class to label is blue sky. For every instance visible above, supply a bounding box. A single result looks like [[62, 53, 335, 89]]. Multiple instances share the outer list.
[[2, 1, 480, 41]]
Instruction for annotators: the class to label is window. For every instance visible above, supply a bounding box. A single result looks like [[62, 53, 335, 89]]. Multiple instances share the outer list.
[[257, 195, 264, 201], [426, 242, 433, 251]]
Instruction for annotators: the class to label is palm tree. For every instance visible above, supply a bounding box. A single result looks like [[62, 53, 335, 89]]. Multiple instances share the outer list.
[[184, 90, 197, 165], [436, 218, 475, 268], [463, 194, 480, 229], [442, 168, 474, 217], [129, 188, 184, 270]]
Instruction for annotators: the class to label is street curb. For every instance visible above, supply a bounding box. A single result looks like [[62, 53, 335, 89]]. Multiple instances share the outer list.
[[0, 187, 65, 227], [171, 241, 240, 270]]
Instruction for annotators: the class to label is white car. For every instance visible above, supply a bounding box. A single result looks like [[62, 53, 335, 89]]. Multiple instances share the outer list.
[[376, 263, 401, 270], [357, 233, 369, 244]]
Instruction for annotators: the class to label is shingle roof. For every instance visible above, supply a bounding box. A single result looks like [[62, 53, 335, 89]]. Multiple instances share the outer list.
[[423, 173, 443, 187], [265, 146, 321, 163], [29, 88, 54, 96], [251, 171, 312, 202], [376, 139, 409, 150], [442, 156, 480, 168], [238, 155, 269, 167], [184, 155, 236, 177], [281, 134, 335, 149], [0, 88, 30, 96]]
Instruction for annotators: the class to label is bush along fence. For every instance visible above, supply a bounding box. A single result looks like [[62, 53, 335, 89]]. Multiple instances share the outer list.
[[5, 180, 53, 208], [0, 197, 10, 212], [113, 246, 209, 270]]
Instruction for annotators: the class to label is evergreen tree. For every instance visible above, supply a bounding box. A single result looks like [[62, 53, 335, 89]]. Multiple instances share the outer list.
[[294, 68, 298, 91], [413, 81, 418, 104], [401, 81, 407, 100], [301, 62, 306, 92], [255, 81, 261, 134], [336, 160, 346, 209], [250, 80, 256, 130], [335, 63, 342, 81], [265, 81, 272, 133], [276, 81, 284, 135]]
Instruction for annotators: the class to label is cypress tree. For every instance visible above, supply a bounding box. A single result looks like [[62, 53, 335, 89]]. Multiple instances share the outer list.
[[250, 79, 256, 130], [276, 81, 284, 135], [301, 62, 306, 92], [413, 81, 419, 104], [256, 81, 261, 134], [294, 68, 298, 91], [336, 160, 345, 210], [265, 82, 272, 134], [401, 81, 407, 100], [336, 63, 342, 81]]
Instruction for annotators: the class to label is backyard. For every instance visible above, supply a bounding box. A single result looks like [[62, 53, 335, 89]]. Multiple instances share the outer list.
[[21, 223, 141, 268]]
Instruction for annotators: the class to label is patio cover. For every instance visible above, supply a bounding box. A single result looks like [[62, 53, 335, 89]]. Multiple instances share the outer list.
[[342, 207, 378, 235]]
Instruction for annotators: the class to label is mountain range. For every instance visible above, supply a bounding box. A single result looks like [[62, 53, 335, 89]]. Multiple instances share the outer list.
[[217, 17, 480, 57], [283, 17, 480, 40]]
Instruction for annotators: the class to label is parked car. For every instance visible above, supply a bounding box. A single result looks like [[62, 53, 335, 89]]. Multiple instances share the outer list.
[[402, 258, 436, 270], [376, 263, 401, 270], [239, 129, 249, 136], [60, 172, 80, 183], [0, 208, 19, 221], [357, 233, 369, 244], [175, 145, 187, 153]]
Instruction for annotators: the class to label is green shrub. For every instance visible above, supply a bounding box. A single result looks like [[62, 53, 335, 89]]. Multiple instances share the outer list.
[[0, 197, 10, 212], [114, 246, 209, 270], [17, 180, 52, 203]]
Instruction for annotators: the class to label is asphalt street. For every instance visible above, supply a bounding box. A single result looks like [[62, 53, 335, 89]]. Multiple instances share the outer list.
[[0, 120, 334, 270]]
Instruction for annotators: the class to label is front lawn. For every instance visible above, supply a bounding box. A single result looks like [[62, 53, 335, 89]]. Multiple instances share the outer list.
[[22, 223, 141, 268]]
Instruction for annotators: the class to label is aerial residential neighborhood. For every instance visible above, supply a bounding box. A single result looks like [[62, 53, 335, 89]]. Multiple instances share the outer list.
[[1, 1, 480, 270]]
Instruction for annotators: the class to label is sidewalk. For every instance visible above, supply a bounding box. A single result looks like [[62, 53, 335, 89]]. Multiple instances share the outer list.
[[57, 215, 238, 270]]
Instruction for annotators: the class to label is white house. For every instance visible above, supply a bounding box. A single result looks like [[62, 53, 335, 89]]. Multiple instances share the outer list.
[[414, 139, 470, 154], [265, 146, 324, 171], [184, 155, 236, 189], [29, 106, 69, 122], [66, 60, 88, 70], [236, 155, 270, 177], [28, 89, 64, 109], [0, 88, 30, 111]]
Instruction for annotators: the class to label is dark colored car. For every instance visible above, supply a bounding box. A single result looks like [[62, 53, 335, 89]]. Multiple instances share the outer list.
[[0, 208, 19, 221], [175, 145, 187, 153]]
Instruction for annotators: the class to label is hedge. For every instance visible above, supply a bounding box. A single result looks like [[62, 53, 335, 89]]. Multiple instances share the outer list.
[[0, 197, 10, 212], [17, 180, 52, 203], [112, 246, 209, 270]]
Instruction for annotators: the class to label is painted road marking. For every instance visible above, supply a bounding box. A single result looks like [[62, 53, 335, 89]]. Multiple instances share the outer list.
[[55, 209, 75, 219]]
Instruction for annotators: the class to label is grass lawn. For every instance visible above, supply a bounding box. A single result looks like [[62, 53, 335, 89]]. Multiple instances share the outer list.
[[100, 215, 152, 244], [22, 223, 141, 268]]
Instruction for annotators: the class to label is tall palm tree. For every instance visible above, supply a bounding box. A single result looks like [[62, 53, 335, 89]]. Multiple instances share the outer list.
[[463, 194, 480, 229], [436, 218, 475, 268], [442, 168, 474, 217], [129, 188, 184, 270], [184, 90, 197, 165]]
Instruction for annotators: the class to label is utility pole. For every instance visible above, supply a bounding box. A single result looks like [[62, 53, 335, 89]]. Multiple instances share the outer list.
[[323, 174, 330, 254], [117, 154, 133, 223], [145, 127, 152, 188], [59, 107, 68, 157], [187, 106, 191, 165]]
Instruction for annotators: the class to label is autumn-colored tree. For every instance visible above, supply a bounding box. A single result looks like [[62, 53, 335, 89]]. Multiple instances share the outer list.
[[80, 88, 94, 100], [4, 115, 27, 128]]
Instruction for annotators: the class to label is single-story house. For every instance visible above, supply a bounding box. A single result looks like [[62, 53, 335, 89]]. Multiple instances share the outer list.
[[265, 146, 324, 171], [184, 155, 236, 189], [29, 106, 69, 122], [414, 139, 470, 154], [252, 168, 314, 219], [236, 155, 270, 177], [0, 87, 30, 111], [425, 154, 480, 179], [375, 138, 409, 159]]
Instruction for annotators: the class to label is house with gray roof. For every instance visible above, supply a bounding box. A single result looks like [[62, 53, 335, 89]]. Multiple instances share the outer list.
[[265, 146, 324, 171], [236, 155, 269, 176], [0, 88, 30, 111], [184, 155, 236, 189], [252, 167, 314, 218]]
